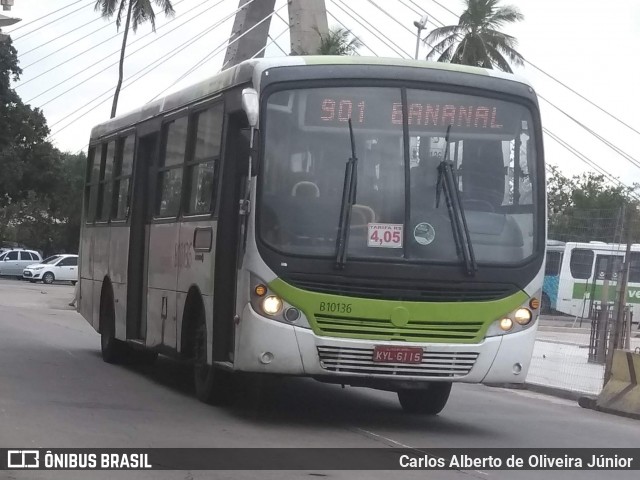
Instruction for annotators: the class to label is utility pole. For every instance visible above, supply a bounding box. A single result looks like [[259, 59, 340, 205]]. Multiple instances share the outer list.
[[223, 0, 277, 69], [288, 0, 328, 55], [413, 15, 428, 59]]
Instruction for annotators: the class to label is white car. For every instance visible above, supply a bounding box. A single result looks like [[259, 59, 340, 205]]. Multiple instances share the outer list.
[[23, 254, 78, 285]]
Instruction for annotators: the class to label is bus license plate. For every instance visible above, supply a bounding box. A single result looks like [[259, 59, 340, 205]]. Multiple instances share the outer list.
[[373, 346, 423, 364]]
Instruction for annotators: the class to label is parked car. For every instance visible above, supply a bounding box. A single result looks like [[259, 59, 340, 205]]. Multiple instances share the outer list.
[[0, 249, 43, 278], [23, 254, 78, 285]]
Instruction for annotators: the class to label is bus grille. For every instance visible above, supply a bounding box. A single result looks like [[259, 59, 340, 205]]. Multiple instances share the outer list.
[[285, 274, 516, 302], [314, 314, 484, 342], [317, 346, 478, 377]]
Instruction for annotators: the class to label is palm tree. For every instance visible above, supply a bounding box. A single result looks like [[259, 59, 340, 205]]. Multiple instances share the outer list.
[[424, 0, 524, 73], [95, 1, 175, 118], [315, 27, 362, 56]]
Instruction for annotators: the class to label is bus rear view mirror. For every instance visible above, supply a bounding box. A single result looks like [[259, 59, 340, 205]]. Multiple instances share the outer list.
[[242, 88, 259, 128]]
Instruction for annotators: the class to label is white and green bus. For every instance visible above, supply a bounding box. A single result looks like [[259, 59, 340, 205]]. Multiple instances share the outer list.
[[78, 56, 545, 414], [548, 241, 640, 318]]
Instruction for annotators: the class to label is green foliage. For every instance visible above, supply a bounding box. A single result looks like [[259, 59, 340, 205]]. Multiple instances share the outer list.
[[0, 38, 85, 255], [424, 0, 524, 73], [94, 0, 175, 33], [315, 27, 362, 56], [547, 165, 640, 243]]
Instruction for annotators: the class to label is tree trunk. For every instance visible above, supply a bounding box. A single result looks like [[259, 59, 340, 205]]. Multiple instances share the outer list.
[[111, 1, 133, 119]]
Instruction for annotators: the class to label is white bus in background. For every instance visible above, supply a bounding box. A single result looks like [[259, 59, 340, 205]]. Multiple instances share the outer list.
[[548, 241, 640, 318]]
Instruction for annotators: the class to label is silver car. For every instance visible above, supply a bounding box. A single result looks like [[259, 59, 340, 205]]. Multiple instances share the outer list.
[[0, 250, 43, 278]]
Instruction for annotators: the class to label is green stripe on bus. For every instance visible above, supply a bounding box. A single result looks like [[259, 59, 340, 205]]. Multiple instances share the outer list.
[[269, 278, 528, 344], [572, 282, 640, 303]]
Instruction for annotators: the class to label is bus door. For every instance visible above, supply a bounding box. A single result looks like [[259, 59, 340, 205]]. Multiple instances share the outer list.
[[212, 112, 250, 363], [126, 131, 158, 340]]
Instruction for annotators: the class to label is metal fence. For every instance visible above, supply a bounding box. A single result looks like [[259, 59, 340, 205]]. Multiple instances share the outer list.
[[527, 207, 640, 396]]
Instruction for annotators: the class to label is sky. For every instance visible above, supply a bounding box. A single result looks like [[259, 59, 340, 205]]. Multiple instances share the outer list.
[[2, 0, 640, 187]]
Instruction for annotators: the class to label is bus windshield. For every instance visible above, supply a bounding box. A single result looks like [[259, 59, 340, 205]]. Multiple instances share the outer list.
[[259, 86, 539, 265]]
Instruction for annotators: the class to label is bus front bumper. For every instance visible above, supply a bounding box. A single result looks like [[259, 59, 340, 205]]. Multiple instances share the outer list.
[[233, 305, 537, 385]]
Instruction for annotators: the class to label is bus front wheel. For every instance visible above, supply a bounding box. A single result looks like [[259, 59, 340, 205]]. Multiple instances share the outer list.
[[397, 382, 452, 415], [192, 310, 233, 405], [100, 286, 127, 364]]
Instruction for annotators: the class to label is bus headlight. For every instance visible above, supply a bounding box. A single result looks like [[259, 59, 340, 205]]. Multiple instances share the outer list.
[[249, 274, 311, 329], [485, 298, 539, 337], [514, 308, 532, 325], [499, 318, 513, 331], [262, 295, 283, 315]]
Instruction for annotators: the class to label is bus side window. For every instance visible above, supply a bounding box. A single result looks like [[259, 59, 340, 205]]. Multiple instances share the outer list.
[[84, 147, 98, 223], [569, 248, 594, 280], [156, 116, 188, 218], [113, 135, 135, 220], [97, 141, 116, 222], [545, 251, 562, 276], [184, 104, 223, 215], [628, 252, 640, 282]]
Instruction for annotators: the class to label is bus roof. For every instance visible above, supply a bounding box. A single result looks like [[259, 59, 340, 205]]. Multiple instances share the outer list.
[[89, 55, 535, 142]]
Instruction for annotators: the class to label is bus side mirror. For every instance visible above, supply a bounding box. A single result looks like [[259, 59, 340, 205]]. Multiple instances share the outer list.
[[241, 88, 259, 128]]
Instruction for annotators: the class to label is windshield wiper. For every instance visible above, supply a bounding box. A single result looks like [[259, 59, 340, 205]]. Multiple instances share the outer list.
[[435, 126, 477, 276], [334, 118, 359, 269]]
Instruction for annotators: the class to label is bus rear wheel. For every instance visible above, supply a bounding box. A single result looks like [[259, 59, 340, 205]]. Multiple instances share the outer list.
[[192, 310, 233, 405], [397, 382, 452, 415]]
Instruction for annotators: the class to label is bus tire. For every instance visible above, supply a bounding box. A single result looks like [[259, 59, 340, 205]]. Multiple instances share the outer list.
[[397, 382, 452, 415], [541, 293, 551, 315], [99, 283, 127, 364], [192, 305, 233, 405]]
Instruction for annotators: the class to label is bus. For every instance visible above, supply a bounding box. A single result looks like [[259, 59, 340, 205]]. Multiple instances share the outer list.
[[542, 240, 566, 313], [78, 56, 545, 415], [545, 241, 640, 318]]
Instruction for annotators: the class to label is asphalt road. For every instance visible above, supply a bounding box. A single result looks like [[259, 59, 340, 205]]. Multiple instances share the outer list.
[[0, 278, 639, 480]]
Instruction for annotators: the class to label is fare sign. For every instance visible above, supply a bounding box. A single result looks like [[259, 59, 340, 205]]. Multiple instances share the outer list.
[[373, 346, 423, 364], [367, 223, 403, 248]]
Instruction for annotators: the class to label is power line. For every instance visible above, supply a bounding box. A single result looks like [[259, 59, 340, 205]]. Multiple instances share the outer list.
[[48, 0, 257, 136], [325, 8, 378, 57], [18, 15, 106, 59], [18, 0, 194, 88], [544, 128, 640, 201], [20, 18, 115, 68], [366, 0, 434, 51], [11, 0, 94, 41], [538, 94, 640, 171], [330, 0, 408, 58], [408, 0, 640, 138], [151, 0, 285, 103], [530, 62, 640, 137], [27, 0, 213, 106], [6, 0, 91, 35]]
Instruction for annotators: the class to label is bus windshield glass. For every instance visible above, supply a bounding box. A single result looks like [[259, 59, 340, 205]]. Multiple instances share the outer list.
[[259, 86, 538, 265]]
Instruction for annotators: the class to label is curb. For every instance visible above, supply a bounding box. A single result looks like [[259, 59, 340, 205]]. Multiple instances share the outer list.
[[487, 382, 585, 401]]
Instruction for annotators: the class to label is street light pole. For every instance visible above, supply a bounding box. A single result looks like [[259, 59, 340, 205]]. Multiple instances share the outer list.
[[413, 15, 428, 60]]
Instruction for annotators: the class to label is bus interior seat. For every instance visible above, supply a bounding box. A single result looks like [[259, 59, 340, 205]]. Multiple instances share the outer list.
[[291, 181, 320, 198], [351, 204, 376, 227]]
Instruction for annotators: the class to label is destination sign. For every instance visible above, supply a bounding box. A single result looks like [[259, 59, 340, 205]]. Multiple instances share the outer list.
[[302, 89, 522, 136]]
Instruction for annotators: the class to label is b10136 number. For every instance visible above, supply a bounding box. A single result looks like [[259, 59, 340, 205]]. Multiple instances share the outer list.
[[319, 302, 352, 314]]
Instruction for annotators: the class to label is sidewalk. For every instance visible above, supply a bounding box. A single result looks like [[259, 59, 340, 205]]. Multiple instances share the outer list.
[[526, 320, 640, 396]]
